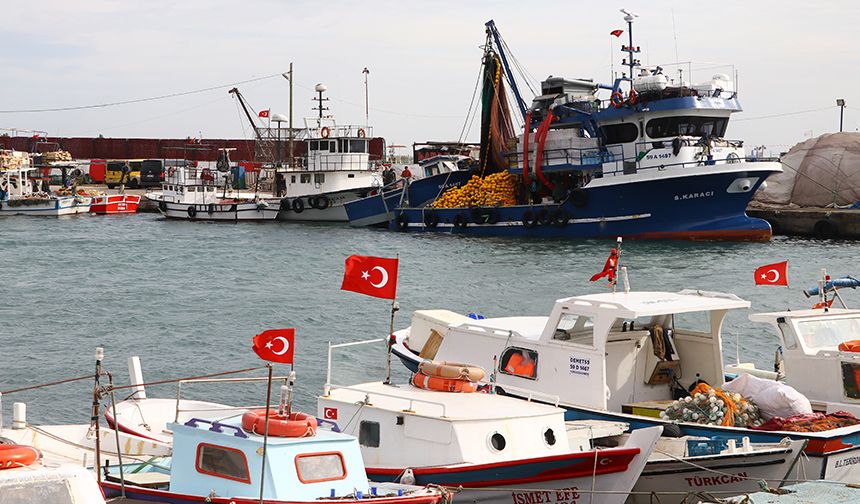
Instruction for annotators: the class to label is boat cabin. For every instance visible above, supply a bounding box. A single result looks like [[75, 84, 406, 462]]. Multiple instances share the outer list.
[[161, 165, 222, 205], [427, 290, 750, 414], [318, 381, 586, 469], [750, 308, 860, 415], [119, 417, 376, 501]]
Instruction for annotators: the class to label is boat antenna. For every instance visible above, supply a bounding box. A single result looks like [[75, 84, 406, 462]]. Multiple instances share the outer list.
[[620, 9, 639, 87], [313, 83, 329, 129]]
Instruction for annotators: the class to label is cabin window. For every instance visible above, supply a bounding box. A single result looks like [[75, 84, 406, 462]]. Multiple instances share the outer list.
[[188, 186, 196, 193], [359, 420, 380, 447], [291, 175, 296, 183], [599, 123, 638, 144], [841, 362, 860, 400], [349, 140, 367, 153], [489, 432, 506, 452], [543, 428, 557, 446], [314, 173, 326, 184], [329, 141, 337, 153], [499, 347, 538, 379], [300, 174, 311, 184], [672, 311, 711, 336], [797, 318, 860, 350], [552, 313, 594, 347], [347, 173, 355, 178], [295, 452, 347, 483], [778, 321, 798, 350], [645, 116, 728, 139], [195, 443, 251, 484]]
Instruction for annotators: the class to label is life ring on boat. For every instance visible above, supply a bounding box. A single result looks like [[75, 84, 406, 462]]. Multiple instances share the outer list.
[[357, 128, 366, 138], [419, 361, 486, 381], [551, 209, 570, 227], [610, 91, 624, 108], [320, 127, 331, 139], [397, 213, 410, 231], [521, 210, 537, 228], [627, 89, 638, 106], [0, 445, 40, 469], [412, 372, 477, 393], [207, 203, 216, 215], [241, 409, 318, 437], [187, 205, 196, 218], [838, 340, 860, 352], [570, 188, 589, 208], [292, 198, 305, 213], [314, 195, 330, 210], [423, 210, 439, 228], [452, 213, 468, 228]]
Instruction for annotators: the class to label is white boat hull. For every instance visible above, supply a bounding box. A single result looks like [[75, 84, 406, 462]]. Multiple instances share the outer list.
[[274, 188, 367, 222], [160, 200, 279, 221], [0, 196, 77, 216]]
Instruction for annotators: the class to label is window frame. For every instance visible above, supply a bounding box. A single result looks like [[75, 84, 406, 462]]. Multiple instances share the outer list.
[[195, 442, 251, 484], [499, 346, 539, 380], [294, 451, 348, 484]]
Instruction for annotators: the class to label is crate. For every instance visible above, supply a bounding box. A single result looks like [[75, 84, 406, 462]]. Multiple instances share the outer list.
[[686, 439, 728, 457]]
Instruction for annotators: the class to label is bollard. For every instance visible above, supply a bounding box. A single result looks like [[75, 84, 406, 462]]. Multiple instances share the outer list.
[[12, 402, 26, 429]]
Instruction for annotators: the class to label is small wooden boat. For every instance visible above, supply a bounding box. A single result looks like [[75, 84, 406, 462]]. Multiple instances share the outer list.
[[89, 193, 141, 214]]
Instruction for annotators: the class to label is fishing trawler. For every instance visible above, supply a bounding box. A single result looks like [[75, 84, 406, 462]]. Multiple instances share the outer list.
[[390, 14, 781, 241]]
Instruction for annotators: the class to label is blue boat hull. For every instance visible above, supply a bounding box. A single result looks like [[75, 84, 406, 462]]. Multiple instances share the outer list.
[[389, 165, 778, 241]]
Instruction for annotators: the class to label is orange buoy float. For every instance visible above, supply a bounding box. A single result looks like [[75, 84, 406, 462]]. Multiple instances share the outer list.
[[412, 372, 477, 393], [357, 128, 366, 138], [241, 409, 318, 437], [0, 445, 40, 469], [419, 361, 486, 382]]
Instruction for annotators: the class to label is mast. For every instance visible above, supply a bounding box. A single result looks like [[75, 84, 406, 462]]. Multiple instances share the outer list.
[[288, 64, 294, 168], [484, 20, 526, 123], [620, 9, 640, 86], [312, 83, 329, 129]]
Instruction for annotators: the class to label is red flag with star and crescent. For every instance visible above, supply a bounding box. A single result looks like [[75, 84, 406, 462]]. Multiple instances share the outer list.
[[341, 255, 398, 300], [754, 261, 789, 286], [252, 328, 295, 364]]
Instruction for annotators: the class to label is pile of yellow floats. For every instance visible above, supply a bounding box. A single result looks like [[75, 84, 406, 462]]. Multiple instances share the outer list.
[[431, 172, 517, 209]]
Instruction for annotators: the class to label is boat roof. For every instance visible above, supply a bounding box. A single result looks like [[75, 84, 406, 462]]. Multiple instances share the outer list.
[[750, 308, 860, 323], [557, 290, 750, 318], [325, 381, 562, 420], [172, 416, 357, 446], [454, 316, 548, 341]]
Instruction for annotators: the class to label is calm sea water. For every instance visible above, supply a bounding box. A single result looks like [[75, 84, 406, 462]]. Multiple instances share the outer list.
[[1, 214, 856, 424]]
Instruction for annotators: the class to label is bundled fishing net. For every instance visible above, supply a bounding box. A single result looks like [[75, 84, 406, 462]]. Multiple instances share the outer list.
[[431, 172, 517, 208], [660, 383, 764, 427]]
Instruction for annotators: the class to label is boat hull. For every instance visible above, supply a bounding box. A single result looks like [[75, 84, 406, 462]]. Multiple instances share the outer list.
[[390, 163, 778, 241], [0, 196, 77, 216], [275, 188, 369, 222], [90, 194, 141, 214], [160, 200, 279, 221]]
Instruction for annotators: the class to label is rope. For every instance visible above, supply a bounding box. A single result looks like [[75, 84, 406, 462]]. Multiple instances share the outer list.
[[1, 374, 93, 395], [105, 365, 267, 392]]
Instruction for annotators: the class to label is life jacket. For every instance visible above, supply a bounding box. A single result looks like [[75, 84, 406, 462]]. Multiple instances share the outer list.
[[504, 352, 535, 377]]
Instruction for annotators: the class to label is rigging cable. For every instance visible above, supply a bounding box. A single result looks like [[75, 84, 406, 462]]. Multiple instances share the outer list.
[[734, 106, 835, 122], [0, 73, 288, 113]]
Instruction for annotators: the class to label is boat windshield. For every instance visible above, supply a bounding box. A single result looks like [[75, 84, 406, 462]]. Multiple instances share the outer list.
[[796, 317, 860, 350]]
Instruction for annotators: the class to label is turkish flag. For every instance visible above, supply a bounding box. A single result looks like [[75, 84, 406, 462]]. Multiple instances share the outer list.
[[252, 328, 295, 364], [610, 29, 624, 38], [590, 248, 618, 285], [754, 261, 789, 286], [341, 255, 398, 300], [323, 407, 338, 420], [258, 109, 270, 118]]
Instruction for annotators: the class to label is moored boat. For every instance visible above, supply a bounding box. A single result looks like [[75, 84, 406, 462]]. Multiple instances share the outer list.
[[89, 193, 141, 214], [1, 153, 79, 216]]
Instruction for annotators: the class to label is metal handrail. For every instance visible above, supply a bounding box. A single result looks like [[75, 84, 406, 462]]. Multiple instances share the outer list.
[[173, 375, 292, 423], [325, 338, 387, 396], [324, 384, 448, 417]]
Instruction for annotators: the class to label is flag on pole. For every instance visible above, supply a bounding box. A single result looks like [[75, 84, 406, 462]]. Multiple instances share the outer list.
[[258, 109, 270, 118], [590, 248, 618, 285], [252, 328, 295, 364], [341, 255, 398, 299], [610, 29, 624, 37], [754, 261, 789, 286]]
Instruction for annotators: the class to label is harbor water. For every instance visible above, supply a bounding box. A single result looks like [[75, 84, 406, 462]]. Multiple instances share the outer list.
[[1, 214, 857, 425]]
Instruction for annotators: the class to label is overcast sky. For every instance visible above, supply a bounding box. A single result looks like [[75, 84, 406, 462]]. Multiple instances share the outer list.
[[2, 1, 857, 154]]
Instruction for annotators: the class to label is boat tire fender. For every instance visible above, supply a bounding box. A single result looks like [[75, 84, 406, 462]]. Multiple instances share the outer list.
[[315, 195, 330, 210], [187, 206, 196, 218], [521, 210, 537, 228], [207, 203, 216, 215], [158, 201, 166, 212], [471, 207, 499, 225], [813, 219, 839, 239], [423, 210, 439, 228], [241, 409, 317, 437], [570, 189, 589, 208], [537, 207, 552, 226], [279, 198, 291, 211], [397, 213, 409, 231], [552, 209, 570, 227], [292, 199, 305, 213], [0, 445, 40, 469], [453, 213, 468, 228]]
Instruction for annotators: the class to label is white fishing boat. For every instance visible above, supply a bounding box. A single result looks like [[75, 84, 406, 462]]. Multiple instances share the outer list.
[[319, 340, 661, 504], [0, 152, 78, 216], [272, 84, 383, 222], [388, 284, 860, 484], [157, 164, 279, 221], [0, 453, 107, 504]]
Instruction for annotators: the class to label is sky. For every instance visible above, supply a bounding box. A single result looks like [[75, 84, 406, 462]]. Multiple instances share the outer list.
[[2, 0, 858, 155]]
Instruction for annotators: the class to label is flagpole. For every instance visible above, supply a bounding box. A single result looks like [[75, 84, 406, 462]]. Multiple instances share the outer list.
[[385, 254, 400, 385], [613, 237, 623, 294], [258, 363, 273, 504]]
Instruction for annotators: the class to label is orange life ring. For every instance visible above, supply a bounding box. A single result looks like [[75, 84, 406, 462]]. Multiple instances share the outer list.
[[610, 91, 624, 108], [419, 361, 486, 382], [0, 445, 40, 469], [839, 340, 860, 352], [241, 409, 318, 437], [320, 127, 331, 139], [412, 372, 477, 393], [357, 128, 366, 138], [627, 89, 638, 106]]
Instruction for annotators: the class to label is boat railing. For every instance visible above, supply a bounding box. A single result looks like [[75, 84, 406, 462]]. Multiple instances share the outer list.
[[305, 124, 373, 140], [457, 323, 528, 340], [482, 381, 561, 407], [171, 375, 294, 423], [506, 144, 625, 171], [324, 383, 449, 417], [295, 154, 375, 173]]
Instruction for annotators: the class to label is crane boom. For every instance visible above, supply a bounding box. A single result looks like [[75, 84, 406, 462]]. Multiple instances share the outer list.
[[228, 87, 263, 141], [484, 20, 527, 123]]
